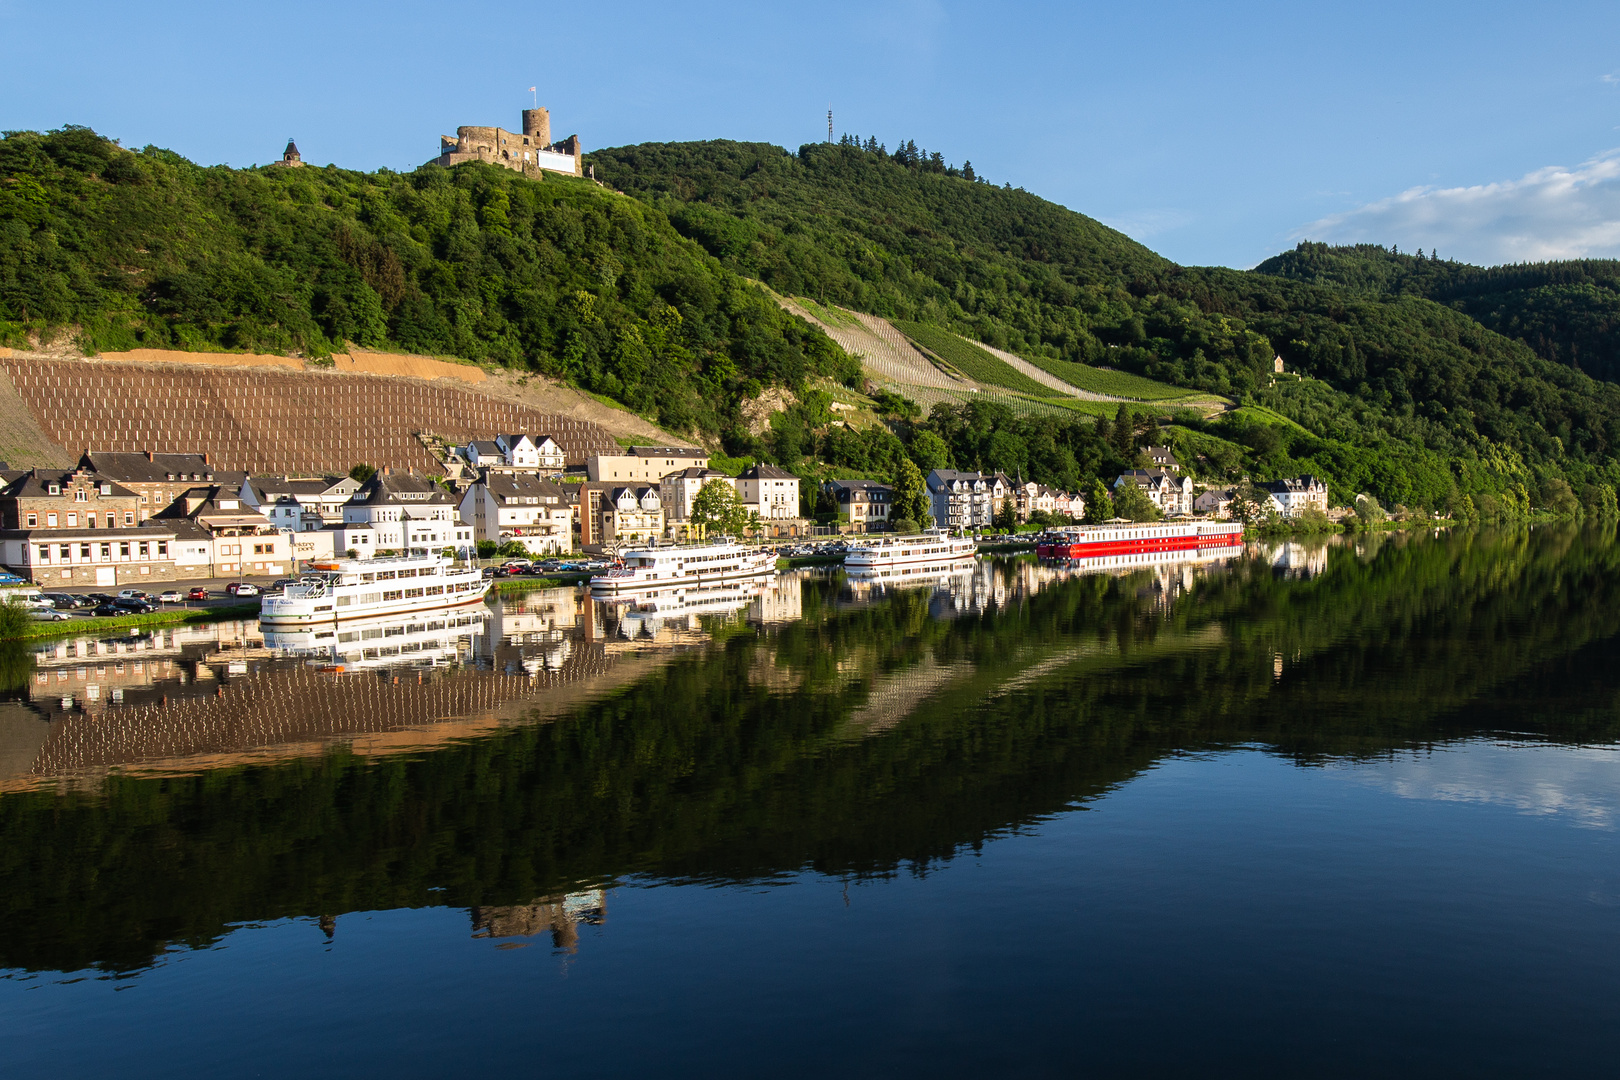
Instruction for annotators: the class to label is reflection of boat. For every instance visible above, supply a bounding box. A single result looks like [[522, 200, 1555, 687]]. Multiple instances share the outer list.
[[1036, 521, 1243, 559], [262, 605, 488, 670], [845, 558, 976, 591], [844, 530, 976, 578], [260, 552, 488, 626], [602, 580, 766, 637], [1052, 542, 1245, 573], [590, 538, 777, 593]]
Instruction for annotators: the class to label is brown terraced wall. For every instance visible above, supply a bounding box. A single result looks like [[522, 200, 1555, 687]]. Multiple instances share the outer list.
[[0, 359, 619, 474]]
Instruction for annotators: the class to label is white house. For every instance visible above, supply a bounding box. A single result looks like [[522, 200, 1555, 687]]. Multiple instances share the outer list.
[[459, 440, 505, 468], [240, 475, 361, 531], [737, 464, 800, 522], [824, 479, 892, 533], [1261, 476, 1329, 518], [586, 446, 708, 483], [336, 471, 474, 556], [1194, 488, 1235, 518], [1114, 469, 1195, 516], [459, 474, 573, 556]]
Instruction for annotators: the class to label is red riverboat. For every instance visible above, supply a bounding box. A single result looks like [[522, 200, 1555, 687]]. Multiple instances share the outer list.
[[1036, 521, 1244, 560]]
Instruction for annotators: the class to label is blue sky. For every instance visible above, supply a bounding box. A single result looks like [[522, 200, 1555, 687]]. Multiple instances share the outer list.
[[6, 0, 1620, 268]]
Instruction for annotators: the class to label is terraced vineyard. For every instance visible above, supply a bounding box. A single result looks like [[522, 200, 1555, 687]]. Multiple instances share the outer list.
[[1020, 353, 1195, 400], [892, 321, 1055, 396]]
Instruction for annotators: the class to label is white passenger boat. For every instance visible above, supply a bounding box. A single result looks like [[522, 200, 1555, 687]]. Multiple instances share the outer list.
[[843, 530, 976, 580], [259, 553, 490, 626], [589, 538, 777, 593]]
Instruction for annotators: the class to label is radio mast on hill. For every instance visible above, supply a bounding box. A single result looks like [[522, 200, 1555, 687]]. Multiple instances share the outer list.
[[827, 108, 833, 143]]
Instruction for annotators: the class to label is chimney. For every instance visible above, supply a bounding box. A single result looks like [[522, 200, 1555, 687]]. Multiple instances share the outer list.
[[383, 465, 391, 476], [204, 452, 211, 465]]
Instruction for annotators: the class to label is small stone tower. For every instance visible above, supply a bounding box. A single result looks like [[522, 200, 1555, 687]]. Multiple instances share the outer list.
[[276, 139, 304, 168], [522, 108, 551, 147]]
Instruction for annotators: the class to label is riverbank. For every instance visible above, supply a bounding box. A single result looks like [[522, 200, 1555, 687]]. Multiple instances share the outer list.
[[13, 602, 261, 641]]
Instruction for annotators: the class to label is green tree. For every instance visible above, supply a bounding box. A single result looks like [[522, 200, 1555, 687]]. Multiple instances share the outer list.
[[908, 430, 950, 472], [691, 480, 749, 537], [1112, 404, 1135, 457], [1111, 480, 1163, 522], [891, 457, 932, 528], [1083, 479, 1113, 523], [994, 494, 1019, 531], [1542, 477, 1581, 518], [1230, 481, 1276, 526], [348, 463, 377, 483]]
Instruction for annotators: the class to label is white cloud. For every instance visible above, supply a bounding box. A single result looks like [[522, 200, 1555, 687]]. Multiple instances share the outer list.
[[1333, 741, 1620, 830], [1296, 150, 1620, 264]]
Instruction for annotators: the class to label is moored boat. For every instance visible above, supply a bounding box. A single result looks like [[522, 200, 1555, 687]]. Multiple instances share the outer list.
[[1036, 521, 1244, 560], [589, 538, 777, 593], [843, 530, 976, 579], [259, 552, 489, 626]]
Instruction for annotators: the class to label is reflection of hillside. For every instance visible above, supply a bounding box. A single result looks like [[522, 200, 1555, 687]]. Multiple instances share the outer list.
[[5, 528, 1620, 975]]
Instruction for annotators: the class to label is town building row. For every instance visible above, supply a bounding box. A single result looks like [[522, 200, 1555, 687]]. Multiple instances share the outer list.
[[0, 443, 1331, 585]]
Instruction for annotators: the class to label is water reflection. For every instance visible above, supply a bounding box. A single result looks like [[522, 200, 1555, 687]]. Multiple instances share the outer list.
[[1, 526, 1618, 978]]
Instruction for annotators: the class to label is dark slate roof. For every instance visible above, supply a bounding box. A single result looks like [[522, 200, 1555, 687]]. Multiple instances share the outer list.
[[467, 440, 502, 457], [482, 474, 567, 503], [351, 473, 453, 505], [82, 452, 221, 484], [626, 446, 705, 457], [3, 470, 139, 499], [741, 463, 796, 480]]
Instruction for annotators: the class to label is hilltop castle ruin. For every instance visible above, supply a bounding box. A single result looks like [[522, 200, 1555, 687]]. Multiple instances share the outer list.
[[427, 108, 582, 177]]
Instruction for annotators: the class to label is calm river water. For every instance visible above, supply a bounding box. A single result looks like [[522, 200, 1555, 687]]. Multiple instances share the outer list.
[[3, 526, 1619, 1076]]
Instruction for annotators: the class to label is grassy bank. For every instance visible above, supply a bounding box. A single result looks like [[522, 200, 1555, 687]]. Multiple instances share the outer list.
[[11, 602, 261, 641]]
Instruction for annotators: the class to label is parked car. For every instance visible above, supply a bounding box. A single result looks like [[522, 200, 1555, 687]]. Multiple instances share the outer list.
[[158, 590, 184, 604], [31, 608, 73, 621], [226, 582, 260, 597], [187, 586, 210, 601], [95, 598, 154, 616], [117, 589, 156, 602]]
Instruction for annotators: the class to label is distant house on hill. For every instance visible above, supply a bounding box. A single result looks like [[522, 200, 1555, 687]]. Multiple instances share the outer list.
[[1143, 446, 1181, 472]]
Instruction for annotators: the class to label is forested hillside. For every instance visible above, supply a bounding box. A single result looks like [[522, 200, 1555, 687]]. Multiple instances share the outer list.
[[7, 125, 1620, 516], [1257, 242, 1620, 385], [0, 126, 857, 438], [593, 138, 1620, 511]]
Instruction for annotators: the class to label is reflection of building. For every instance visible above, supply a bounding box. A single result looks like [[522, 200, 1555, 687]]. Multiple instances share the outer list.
[[1265, 540, 1329, 578], [471, 888, 606, 953], [749, 575, 803, 625]]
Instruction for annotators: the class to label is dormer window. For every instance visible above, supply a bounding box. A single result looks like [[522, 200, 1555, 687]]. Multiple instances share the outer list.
[[47, 483, 59, 495], [100, 484, 112, 495]]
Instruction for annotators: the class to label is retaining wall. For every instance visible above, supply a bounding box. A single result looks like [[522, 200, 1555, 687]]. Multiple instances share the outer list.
[[0, 359, 619, 474]]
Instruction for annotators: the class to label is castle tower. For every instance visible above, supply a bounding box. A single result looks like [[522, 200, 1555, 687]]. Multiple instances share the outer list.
[[522, 108, 551, 147], [277, 139, 304, 168]]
